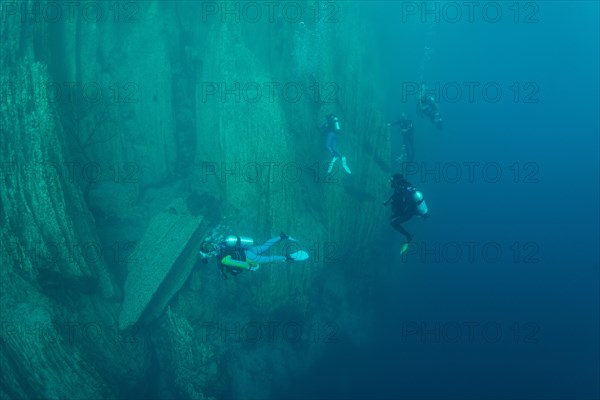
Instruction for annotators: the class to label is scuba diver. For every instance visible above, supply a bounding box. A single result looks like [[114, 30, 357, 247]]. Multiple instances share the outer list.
[[320, 113, 352, 174], [384, 174, 429, 251], [416, 84, 443, 130], [199, 233, 309, 279], [387, 112, 415, 163]]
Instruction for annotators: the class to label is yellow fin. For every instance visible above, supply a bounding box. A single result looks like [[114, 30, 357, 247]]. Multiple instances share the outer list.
[[400, 242, 410, 255]]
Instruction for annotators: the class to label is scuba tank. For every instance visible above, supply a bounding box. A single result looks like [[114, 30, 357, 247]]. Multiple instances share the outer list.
[[412, 190, 429, 216], [224, 235, 254, 248], [327, 114, 341, 132], [333, 116, 341, 132], [219, 235, 255, 280]]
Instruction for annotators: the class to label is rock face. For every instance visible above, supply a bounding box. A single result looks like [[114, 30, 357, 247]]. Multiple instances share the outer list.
[[119, 198, 206, 327], [0, 272, 113, 399], [1, 4, 150, 398], [1, 1, 391, 398]]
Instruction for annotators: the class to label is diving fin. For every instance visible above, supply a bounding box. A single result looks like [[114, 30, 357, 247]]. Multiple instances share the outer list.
[[327, 157, 339, 174], [400, 242, 410, 255], [287, 250, 309, 262], [341, 156, 351, 174]]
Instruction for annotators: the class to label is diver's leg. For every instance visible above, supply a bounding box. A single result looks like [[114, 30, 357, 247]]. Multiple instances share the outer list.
[[326, 132, 338, 155], [251, 236, 283, 255], [326, 132, 342, 173], [245, 250, 286, 264], [390, 216, 413, 242], [426, 108, 435, 123], [330, 148, 342, 160], [332, 144, 341, 159], [328, 135, 351, 174], [327, 133, 343, 158]]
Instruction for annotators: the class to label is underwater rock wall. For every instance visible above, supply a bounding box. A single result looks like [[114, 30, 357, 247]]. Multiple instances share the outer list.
[[1, 1, 390, 398], [194, 1, 391, 311], [0, 2, 152, 398], [59, 1, 176, 189], [181, 3, 391, 397], [196, 19, 321, 310]]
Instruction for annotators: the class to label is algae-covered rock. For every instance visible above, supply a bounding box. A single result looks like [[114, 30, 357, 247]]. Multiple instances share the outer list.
[[151, 307, 216, 400], [0, 268, 115, 399], [119, 198, 206, 327]]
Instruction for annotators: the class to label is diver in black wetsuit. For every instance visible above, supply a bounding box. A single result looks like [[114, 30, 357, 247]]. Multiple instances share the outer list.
[[416, 85, 443, 130], [388, 112, 415, 163], [384, 174, 429, 242]]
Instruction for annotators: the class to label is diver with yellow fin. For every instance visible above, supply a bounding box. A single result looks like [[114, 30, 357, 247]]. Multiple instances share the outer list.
[[199, 233, 309, 279], [384, 174, 429, 254]]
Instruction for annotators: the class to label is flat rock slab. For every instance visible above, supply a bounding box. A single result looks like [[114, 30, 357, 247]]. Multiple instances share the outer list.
[[119, 207, 203, 327]]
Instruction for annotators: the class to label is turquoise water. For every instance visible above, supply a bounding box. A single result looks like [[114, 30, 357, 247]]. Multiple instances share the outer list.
[[1, 1, 598, 399], [283, 2, 600, 399]]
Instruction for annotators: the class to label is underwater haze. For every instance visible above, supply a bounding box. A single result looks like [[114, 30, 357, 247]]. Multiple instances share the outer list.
[[285, 3, 600, 400], [0, 1, 598, 399]]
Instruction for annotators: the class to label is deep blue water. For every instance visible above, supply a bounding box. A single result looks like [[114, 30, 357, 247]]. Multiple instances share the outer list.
[[278, 2, 599, 399]]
